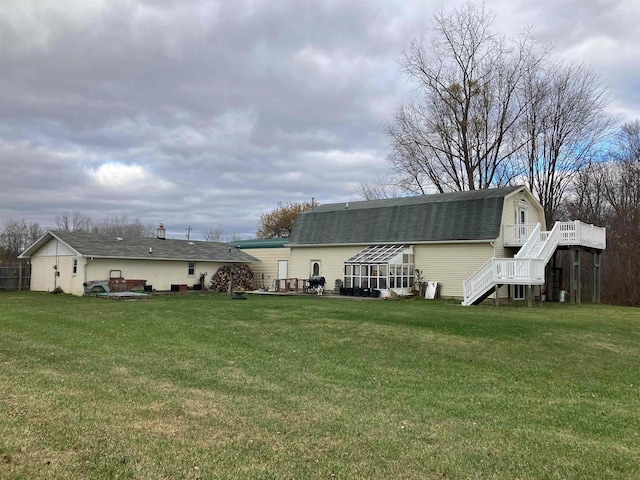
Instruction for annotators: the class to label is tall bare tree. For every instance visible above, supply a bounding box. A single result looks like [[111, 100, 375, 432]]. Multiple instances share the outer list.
[[358, 175, 406, 200], [0, 219, 44, 262], [562, 120, 640, 305], [92, 215, 155, 237], [386, 2, 542, 193], [204, 226, 224, 242], [55, 210, 92, 232], [519, 61, 613, 225]]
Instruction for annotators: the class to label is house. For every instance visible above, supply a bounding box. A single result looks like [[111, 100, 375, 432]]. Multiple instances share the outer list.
[[19, 225, 258, 296], [237, 186, 605, 304], [227, 238, 290, 290]]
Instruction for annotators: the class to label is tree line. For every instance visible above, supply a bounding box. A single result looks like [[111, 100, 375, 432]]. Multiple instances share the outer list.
[[0, 212, 229, 264], [363, 2, 615, 223], [0, 213, 155, 263]]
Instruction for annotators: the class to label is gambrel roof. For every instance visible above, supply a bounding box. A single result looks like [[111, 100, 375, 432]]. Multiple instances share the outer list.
[[20, 231, 259, 263], [289, 186, 525, 246]]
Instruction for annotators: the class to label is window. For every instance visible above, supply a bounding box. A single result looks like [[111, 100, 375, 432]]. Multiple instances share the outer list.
[[72, 258, 78, 275], [311, 261, 321, 277], [513, 285, 525, 300], [188, 262, 195, 276]]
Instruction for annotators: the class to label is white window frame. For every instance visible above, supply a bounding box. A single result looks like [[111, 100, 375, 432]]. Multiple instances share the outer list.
[[310, 260, 321, 277], [72, 258, 78, 276], [513, 285, 525, 301], [188, 262, 196, 277]]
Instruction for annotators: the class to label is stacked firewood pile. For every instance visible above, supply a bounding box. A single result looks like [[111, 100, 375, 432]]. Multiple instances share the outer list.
[[209, 265, 255, 292]]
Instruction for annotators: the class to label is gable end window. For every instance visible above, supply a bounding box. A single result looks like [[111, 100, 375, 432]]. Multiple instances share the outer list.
[[188, 262, 195, 276]]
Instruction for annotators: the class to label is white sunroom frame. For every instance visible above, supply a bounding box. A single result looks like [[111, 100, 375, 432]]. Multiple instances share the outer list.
[[343, 244, 415, 294]]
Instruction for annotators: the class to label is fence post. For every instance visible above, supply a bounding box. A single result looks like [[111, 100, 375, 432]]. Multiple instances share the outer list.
[[18, 264, 22, 291]]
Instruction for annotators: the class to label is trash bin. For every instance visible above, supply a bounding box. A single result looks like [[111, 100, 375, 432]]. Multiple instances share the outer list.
[[559, 290, 566, 302]]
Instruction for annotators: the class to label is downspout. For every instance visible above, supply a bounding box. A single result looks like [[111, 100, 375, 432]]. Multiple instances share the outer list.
[[54, 239, 59, 291], [83, 256, 94, 293]]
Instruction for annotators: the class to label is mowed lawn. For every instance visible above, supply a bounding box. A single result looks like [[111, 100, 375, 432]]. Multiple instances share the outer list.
[[0, 292, 638, 479]]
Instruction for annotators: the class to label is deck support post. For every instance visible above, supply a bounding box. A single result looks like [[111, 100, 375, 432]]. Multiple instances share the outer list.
[[539, 285, 543, 307], [593, 251, 601, 303], [527, 285, 532, 307], [570, 248, 581, 304]]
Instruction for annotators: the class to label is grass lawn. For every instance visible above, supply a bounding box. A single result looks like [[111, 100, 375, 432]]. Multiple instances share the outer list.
[[0, 292, 639, 479]]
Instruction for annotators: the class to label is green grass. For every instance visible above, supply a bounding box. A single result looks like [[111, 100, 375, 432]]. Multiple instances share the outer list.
[[0, 292, 639, 479]]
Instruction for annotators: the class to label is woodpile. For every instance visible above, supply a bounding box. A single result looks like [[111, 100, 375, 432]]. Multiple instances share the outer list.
[[209, 264, 255, 292]]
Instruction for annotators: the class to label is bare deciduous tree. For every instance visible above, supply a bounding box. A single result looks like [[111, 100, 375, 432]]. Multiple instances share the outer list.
[[358, 175, 406, 200], [562, 120, 640, 305], [386, 2, 541, 193], [92, 215, 155, 237], [519, 61, 613, 225], [0, 219, 44, 262], [55, 211, 92, 232], [204, 226, 224, 242]]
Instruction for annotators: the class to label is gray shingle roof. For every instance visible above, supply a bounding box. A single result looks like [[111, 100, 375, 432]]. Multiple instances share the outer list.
[[21, 231, 259, 263], [289, 186, 523, 245]]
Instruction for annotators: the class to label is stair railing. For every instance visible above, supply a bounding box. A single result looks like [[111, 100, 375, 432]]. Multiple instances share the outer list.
[[515, 223, 541, 259]]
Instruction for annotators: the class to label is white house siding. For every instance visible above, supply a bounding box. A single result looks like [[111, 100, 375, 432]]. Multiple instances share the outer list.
[[494, 189, 547, 299], [290, 245, 365, 290], [29, 255, 84, 294], [30, 238, 83, 294], [85, 258, 227, 293], [414, 243, 494, 298], [289, 243, 493, 298], [236, 247, 291, 290]]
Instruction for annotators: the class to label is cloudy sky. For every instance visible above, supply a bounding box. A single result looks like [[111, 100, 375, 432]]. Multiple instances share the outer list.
[[1, 0, 639, 240]]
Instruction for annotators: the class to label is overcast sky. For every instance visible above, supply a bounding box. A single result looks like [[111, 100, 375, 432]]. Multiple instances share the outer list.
[[1, 0, 639, 240]]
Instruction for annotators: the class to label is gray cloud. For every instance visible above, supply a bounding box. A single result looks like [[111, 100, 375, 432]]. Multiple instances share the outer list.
[[1, 0, 639, 240]]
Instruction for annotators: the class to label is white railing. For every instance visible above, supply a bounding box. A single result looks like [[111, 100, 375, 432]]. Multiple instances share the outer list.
[[464, 220, 606, 306], [463, 258, 494, 304], [463, 257, 546, 305], [503, 224, 537, 246], [504, 221, 606, 250], [514, 224, 541, 259], [535, 222, 561, 264]]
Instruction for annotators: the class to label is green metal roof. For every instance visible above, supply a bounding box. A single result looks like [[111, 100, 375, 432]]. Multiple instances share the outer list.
[[228, 238, 289, 249], [289, 186, 523, 245]]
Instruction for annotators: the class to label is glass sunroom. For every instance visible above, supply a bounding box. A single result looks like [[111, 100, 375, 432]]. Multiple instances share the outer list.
[[343, 245, 415, 295]]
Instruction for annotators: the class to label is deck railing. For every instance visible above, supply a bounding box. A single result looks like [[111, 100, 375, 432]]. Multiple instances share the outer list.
[[465, 220, 606, 306], [463, 257, 546, 305], [504, 221, 606, 249]]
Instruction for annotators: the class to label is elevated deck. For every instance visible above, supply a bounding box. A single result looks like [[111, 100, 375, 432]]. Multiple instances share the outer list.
[[463, 221, 606, 306]]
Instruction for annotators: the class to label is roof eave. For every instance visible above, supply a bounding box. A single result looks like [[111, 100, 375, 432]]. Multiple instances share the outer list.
[[288, 238, 498, 248], [80, 254, 260, 263]]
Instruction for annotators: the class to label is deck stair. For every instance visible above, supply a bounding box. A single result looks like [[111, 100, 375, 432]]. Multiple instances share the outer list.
[[462, 221, 606, 306]]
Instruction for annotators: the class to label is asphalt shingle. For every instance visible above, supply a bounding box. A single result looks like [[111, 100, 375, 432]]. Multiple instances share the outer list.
[[23, 231, 258, 263], [289, 186, 522, 245]]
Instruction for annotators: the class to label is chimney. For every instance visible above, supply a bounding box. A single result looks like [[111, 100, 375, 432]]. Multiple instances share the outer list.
[[157, 223, 166, 240]]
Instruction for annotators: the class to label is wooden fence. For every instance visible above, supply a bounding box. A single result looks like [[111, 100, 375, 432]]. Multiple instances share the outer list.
[[0, 264, 31, 291]]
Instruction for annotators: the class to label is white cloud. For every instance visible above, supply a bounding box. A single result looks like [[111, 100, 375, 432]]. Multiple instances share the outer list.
[[86, 162, 173, 190]]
